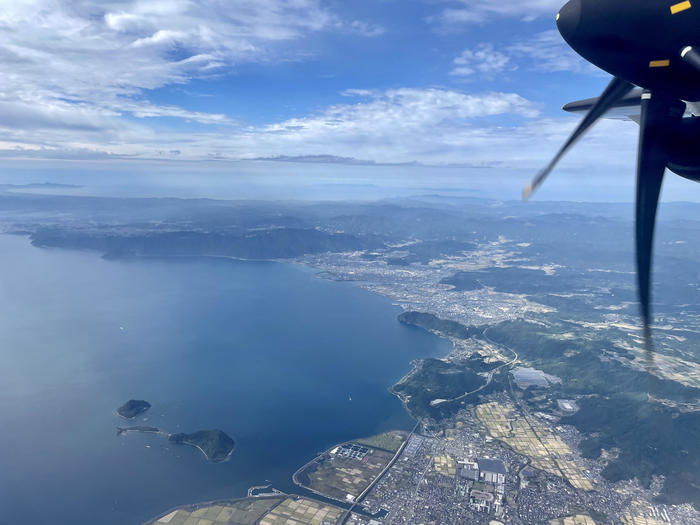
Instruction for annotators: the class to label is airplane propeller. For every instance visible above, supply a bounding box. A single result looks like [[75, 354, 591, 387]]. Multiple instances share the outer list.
[[635, 92, 684, 328], [522, 76, 634, 199], [522, 76, 685, 357]]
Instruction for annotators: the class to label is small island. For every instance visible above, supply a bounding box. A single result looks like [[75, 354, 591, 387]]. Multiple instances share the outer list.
[[116, 399, 151, 419], [116, 426, 160, 436], [168, 430, 235, 462]]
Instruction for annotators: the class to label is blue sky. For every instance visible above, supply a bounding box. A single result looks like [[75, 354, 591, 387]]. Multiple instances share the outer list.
[[2, 0, 700, 202]]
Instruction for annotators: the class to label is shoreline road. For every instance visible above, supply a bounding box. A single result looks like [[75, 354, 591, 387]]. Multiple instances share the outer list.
[[340, 423, 419, 524]]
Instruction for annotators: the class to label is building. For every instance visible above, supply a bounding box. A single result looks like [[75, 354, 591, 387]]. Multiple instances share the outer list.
[[557, 399, 579, 413], [458, 459, 480, 482], [460, 466, 479, 481], [469, 458, 507, 516], [478, 458, 506, 485], [470, 489, 495, 513]]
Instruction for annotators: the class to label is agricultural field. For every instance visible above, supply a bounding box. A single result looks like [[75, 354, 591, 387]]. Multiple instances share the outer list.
[[476, 401, 593, 490], [354, 431, 406, 453], [620, 515, 666, 525], [549, 515, 597, 525], [150, 497, 283, 525], [259, 497, 344, 525], [297, 443, 395, 501], [433, 455, 457, 476]]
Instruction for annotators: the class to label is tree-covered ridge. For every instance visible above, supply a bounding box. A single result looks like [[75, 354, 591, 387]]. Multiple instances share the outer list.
[[116, 399, 151, 419], [31, 228, 383, 260], [168, 430, 235, 462], [398, 311, 481, 339]]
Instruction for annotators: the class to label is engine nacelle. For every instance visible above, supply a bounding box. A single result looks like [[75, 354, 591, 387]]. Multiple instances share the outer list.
[[666, 115, 700, 181]]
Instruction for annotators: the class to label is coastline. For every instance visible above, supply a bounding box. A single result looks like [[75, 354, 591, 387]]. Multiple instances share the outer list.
[[142, 494, 287, 525], [115, 409, 149, 421], [12, 239, 453, 525], [116, 426, 235, 463], [175, 438, 235, 463], [136, 251, 458, 524], [291, 445, 354, 506], [117, 427, 165, 436], [291, 429, 413, 508]]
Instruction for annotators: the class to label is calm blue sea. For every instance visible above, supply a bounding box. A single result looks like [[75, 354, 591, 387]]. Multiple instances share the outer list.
[[0, 234, 449, 525]]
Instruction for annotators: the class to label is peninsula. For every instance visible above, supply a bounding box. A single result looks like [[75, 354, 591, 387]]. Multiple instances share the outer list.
[[168, 430, 235, 462], [116, 426, 160, 436]]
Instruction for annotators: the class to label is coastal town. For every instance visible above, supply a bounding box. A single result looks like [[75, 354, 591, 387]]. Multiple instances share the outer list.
[[2, 189, 698, 525], [146, 234, 700, 525], [147, 388, 698, 525]]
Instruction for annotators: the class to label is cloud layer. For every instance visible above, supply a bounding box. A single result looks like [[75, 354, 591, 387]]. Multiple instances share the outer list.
[[0, 0, 379, 133], [0, 0, 637, 175], [451, 31, 600, 78], [0, 84, 638, 174]]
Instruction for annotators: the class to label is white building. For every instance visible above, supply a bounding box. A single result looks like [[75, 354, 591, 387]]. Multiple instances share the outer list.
[[478, 458, 506, 485]]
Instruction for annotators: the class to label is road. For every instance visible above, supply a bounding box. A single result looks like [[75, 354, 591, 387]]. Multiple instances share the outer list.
[[340, 423, 419, 524], [437, 328, 519, 407]]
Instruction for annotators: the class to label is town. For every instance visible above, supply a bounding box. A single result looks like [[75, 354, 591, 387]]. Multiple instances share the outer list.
[[147, 233, 700, 525], [148, 387, 699, 525]]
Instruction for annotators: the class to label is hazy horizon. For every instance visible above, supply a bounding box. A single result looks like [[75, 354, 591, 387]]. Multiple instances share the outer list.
[[4, 159, 700, 204]]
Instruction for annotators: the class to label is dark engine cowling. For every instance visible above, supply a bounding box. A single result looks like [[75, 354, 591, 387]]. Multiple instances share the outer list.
[[557, 0, 700, 101], [666, 115, 700, 180]]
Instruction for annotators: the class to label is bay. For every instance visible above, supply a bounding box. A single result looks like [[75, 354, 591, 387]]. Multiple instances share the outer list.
[[0, 234, 449, 525]]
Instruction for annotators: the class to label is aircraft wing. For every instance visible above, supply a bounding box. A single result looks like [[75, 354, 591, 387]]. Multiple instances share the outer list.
[[562, 87, 643, 122], [563, 87, 700, 122]]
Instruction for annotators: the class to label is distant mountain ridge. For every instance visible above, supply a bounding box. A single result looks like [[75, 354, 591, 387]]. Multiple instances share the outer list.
[[30, 227, 383, 260]]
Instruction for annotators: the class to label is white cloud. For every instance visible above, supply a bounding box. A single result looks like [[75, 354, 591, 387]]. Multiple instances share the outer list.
[[451, 32, 601, 78], [0, 87, 543, 160], [252, 88, 541, 162], [507, 30, 600, 74], [432, 0, 562, 27], [0, 85, 634, 171], [0, 1, 639, 180], [0, 84, 639, 177], [451, 44, 514, 78], [0, 0, 381, 130], [341, 89, 376, 97]]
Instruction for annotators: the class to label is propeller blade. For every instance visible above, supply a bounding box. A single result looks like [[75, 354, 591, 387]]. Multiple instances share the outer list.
[[636, 96, 665, 386], [635, 91, 685, 345], [636, 94, 666, 328], [523, 76, 635, 199]]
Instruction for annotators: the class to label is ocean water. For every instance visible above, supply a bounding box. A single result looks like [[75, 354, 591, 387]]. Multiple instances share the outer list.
[[0, 234, 449, 525]]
